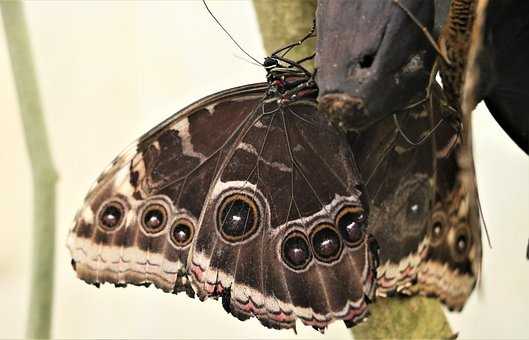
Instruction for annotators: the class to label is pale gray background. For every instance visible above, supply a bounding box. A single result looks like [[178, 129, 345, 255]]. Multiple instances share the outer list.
[[0, 1, 527, 339]]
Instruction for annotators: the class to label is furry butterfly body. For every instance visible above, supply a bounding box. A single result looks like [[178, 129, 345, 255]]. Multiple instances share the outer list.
[[67, 75, 378, 331]]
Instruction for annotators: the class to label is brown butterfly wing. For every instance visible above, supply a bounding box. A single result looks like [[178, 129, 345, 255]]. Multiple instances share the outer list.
[[68, 84, 267, 293], [412, 98, 482, 310], [348, 88, 436, 296], [68, 84, 377, 331], [189, 99, 376, 330], [348, 84, 482, 309]]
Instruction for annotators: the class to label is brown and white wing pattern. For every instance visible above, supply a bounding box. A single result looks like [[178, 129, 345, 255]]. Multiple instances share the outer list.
[[348, 85, 482, 310], [67, 83, 377, 331], [349, 90, 436, 297], [412, 106, 482, 311], [188, 98, 376, 330], [68, 83, 266, 294]]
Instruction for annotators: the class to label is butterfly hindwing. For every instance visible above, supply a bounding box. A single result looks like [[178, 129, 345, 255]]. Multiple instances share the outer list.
[[189, 98, 375, 329], [349, 87, 437, 296], [348, 85, 482, 310], [68, 83, 376, 331], [412, 100, 482, 310]]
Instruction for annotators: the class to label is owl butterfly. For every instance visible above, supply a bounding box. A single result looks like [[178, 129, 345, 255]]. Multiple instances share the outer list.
[[395, 0, 529, 154], [349, 84, 482, 310], [315, 0, 481, 309], [66, 44, 378, 331]]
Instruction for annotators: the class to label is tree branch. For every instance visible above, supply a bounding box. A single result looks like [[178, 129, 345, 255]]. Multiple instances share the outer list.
[[1, 2, 58, 338], [252, 1, 453, 338], [354, 296, 453, 339]]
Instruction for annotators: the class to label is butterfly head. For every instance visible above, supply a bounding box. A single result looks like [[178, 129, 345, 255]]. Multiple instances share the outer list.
[[263, 56, 279, 71]]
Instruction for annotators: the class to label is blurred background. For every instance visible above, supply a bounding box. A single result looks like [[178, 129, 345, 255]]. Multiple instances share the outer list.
[[0, 1, 527, 339]]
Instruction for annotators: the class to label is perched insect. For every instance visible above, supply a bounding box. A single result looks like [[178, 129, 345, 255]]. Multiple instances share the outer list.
[[349, 83, 481, 310], [314, 0, 482, 310], [413, 103, 482, 310], [67, 15, 378, 332]]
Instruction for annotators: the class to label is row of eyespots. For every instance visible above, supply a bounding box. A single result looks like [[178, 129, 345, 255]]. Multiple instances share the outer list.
[[215, 190, 369, 270], [429, 210, 472, 261], [97, 199, 194, 248], [281, 206, 367, 271]]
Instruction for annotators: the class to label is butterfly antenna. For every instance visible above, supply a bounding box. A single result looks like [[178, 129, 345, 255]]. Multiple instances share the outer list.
[[232, 53, 263, 67], [475, 184, 492, 248], [202, 0, 263, 66], [365, 129, 401, 186]]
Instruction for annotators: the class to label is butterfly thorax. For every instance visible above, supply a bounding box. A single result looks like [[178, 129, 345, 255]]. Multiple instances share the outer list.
[[264, 56, 317, 104]]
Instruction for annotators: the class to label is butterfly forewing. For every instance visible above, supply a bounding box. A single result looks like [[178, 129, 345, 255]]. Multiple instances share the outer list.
[[67, 83, 376, 331]]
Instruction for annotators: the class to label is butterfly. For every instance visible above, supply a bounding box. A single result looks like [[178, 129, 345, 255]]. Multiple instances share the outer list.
[[413, 102, 482, 310], [66, 45, 378, 332], [314, 0, 482, 310], [394, 0, 528, 267], [347, 83, 482, 310]]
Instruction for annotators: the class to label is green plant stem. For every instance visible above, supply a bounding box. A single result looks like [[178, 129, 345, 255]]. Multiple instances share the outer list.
[[252, 1, 454, 338], [1, 2, 58, 339]]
